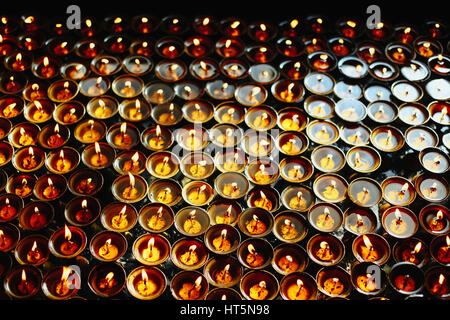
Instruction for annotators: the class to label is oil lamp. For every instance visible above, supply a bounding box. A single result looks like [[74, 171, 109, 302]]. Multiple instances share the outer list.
[[279, 157, 314, 184], [370, 126, 405, 152], [388, 262, 425, 295], [414, 173, 449, 203], [155, 59, 188, 82], [316, 266, 351, 298], [0, 96, 24, 119], [182, 99, 214, 123], [171, 238, 208, 270], [68, 168, 103, 196], [311, 145, 345, 173], [276, 131, 309, 156], [368, 60, 399, 81], [101, 202, 138, 233], [175, 125, 208, 151], [146, 151, 179, 179], [122, 55, 153, 76], [133, 234, 170, 266], [238, 208, 274, 238], [42, 266, 81, 300], [214, 172, 249, 199], [207, 199, 242, 226], [240, 270, 279, 300], [245, 44, 276, 63], [307, 234, 344, 266], [48, 224, 86, 258], [90, 231, 127, 262], [23, 81, 48, 102], [174, 206, 210, 237], [419, 204, 450, 235], [113, 150, 146, 175], [351, 262, 387, 296], [31, 56, 60, 79], [393, 238, 428, 267], [0, 223, 19, 252], [215, 37, 244, 58], [398, 102, 430, 125], [64, 196, 101, 227], [352, 234, 391, 264], [112, 75, 144, 98], [313, 173, 348, 203], [428, 54, 450, 76], [237, 238, 273, 270], [425, 79, 450, 101], [6, 174, 36, 199], [391, 80, 423, 102], [272, 243, 308, 275], [47, 80, 78, 103], [0, 194, 22, 222], [104, 35, 130, 54], [45, 147, 79, 174], [127, 266, 167, 300], [86, 96, 119, 120], [429, 101, 450, 125], [88, 263, 126, 298], [248, 63, 279, 84], [308, 203, 343, 233], [424, 267, 450, 299], [106, 122, 140, 150], [306, 120, 339, 145], [140, 125, 173, 152], [281, 185, 315, 212], [182, 181, 214, 206], [204, 256, 242, 288], [273, 211, 308, 243], [400, 60, 430, 81], [24, 99, 55, 123], [79, 76, 110, 97], [18, 201, 54, 231], [414, 37, 442, 58], [348, 177, 382, 208], [244, 105, 277, 131], [14, 234, 49, 266], [4, 51, 32, 72], [382, 207, 419, 239], [0, 35, 16, 57], [0, 73, 27, 94], [204, 224, 240, 254], [111, 172, 148, 203], [170, 271, 208, 300], [307, 51, 337, 72], [61, 61, 90, 80], [4, 266, 41, 299], [148, 179, 182, 206], [280, 272, 317, 300], [381, 177, 416, 206], [81, 142, 115, 169], [385, 42, 415, 64], [138, 202, 174, 233], [271, 80, 304, 103], [193, 15, 217, 35], [430, 235, 450, 266], [419, 147, 449, 174], [0, 141, 13, 168]]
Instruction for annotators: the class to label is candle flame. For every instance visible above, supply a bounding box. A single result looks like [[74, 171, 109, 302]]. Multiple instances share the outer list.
[[248, 243, 256, 254], [193, 38, 200, 46], [105, 272, 114, 283], [128, 172, 135, 188], [290, 19, 299, 28], [414, 241, 422, 253], [259, 281, 266, 288], [96, 77, 102, 85], [157, 206, 163, 217], [24, 16, 34, 24], [189, 245, 197, 252], [394, 209, 402, 221], [224, 264, 230, 272], [446, 235, 450, 247], [286, 255, 293, 262], [148, 237, 155, 248], [199, 185, 207, 192], [59, 149, 65, 160], [43, 57, 49, 67], [319, 241, 329, 249], [362, 235, 373, 249], [347, 20, 356, 28], [114, 17, 122, 24], [260, 191, 267, 200], [141, 269, 148, 283], [437, 210, 444, 220], [28, 146, 34, 157], [21, 269, 27, 282], [120, 122, 127, 134], [131, 152, 140, 163], [85, 19, 92, 27], [47, 178, 53, 187], [202, 17, 209, 25], [297, 279, 304, 287], [194, 276, 202, 289], [81, 199, 88, 209], [230, 21, 240, 29], [285, 39, 292, 46], [221, 294, 227, 300], [172, 18, 179, 24], [119, 205, 127, 217], [31, 240, 38, 252], [64, 224, 72, 241], [356, 214, 363, 224], [94, 142, 101, 154], [260, 24, 266, 31], [34, 100, 43, 111], [221, 229, 227, 238], [439, 274, 445, 285], [401, 183, 409, 193], [34, 206, 39, 214]]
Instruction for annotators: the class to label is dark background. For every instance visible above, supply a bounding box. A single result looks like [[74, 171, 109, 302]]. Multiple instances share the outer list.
[[1, 0, 448, 24]]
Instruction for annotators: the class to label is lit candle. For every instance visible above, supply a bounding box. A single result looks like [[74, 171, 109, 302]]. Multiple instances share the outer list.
[[401, 241, 424, 265], [277, 255, 299, 273], [246, 215, 267, 235], [42, 178, 59, 199], [431, 274, 448, 295], [315, 241, 335, 262], [74, 199, 93, 224], [253, 191, 272, 211], [147, 206, 166, 231], [111, 205, 129, 230], [136, 269, 157, 297], [54, 149, 72, 173], [280, 219, 298, 240], [98, 238, 119, 260], [179, 276, 202, 300], [360, 235, 380, 262], [122, 172, 138, 200], [60, 225, 78, 255], [55, 267, 73, 296], [214, 264, 232, 284], [323, 277, 344, 295], [287, 279, 310, 300], [180, 245, 199, 266], [249, 281, 269, 300], [390, 209, 407, 235], [26, 241, 43, 264], [113, 122, 132, 147], [437, 236, 450, 264], [183, 210, 202, 234], [246, 244, 264, 267], [122, 152, 141, 173], [142, 238, 160, 262], [429, 210, 446, 232], [212, 229, 232, 252], [187, 185, 207, 205]]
